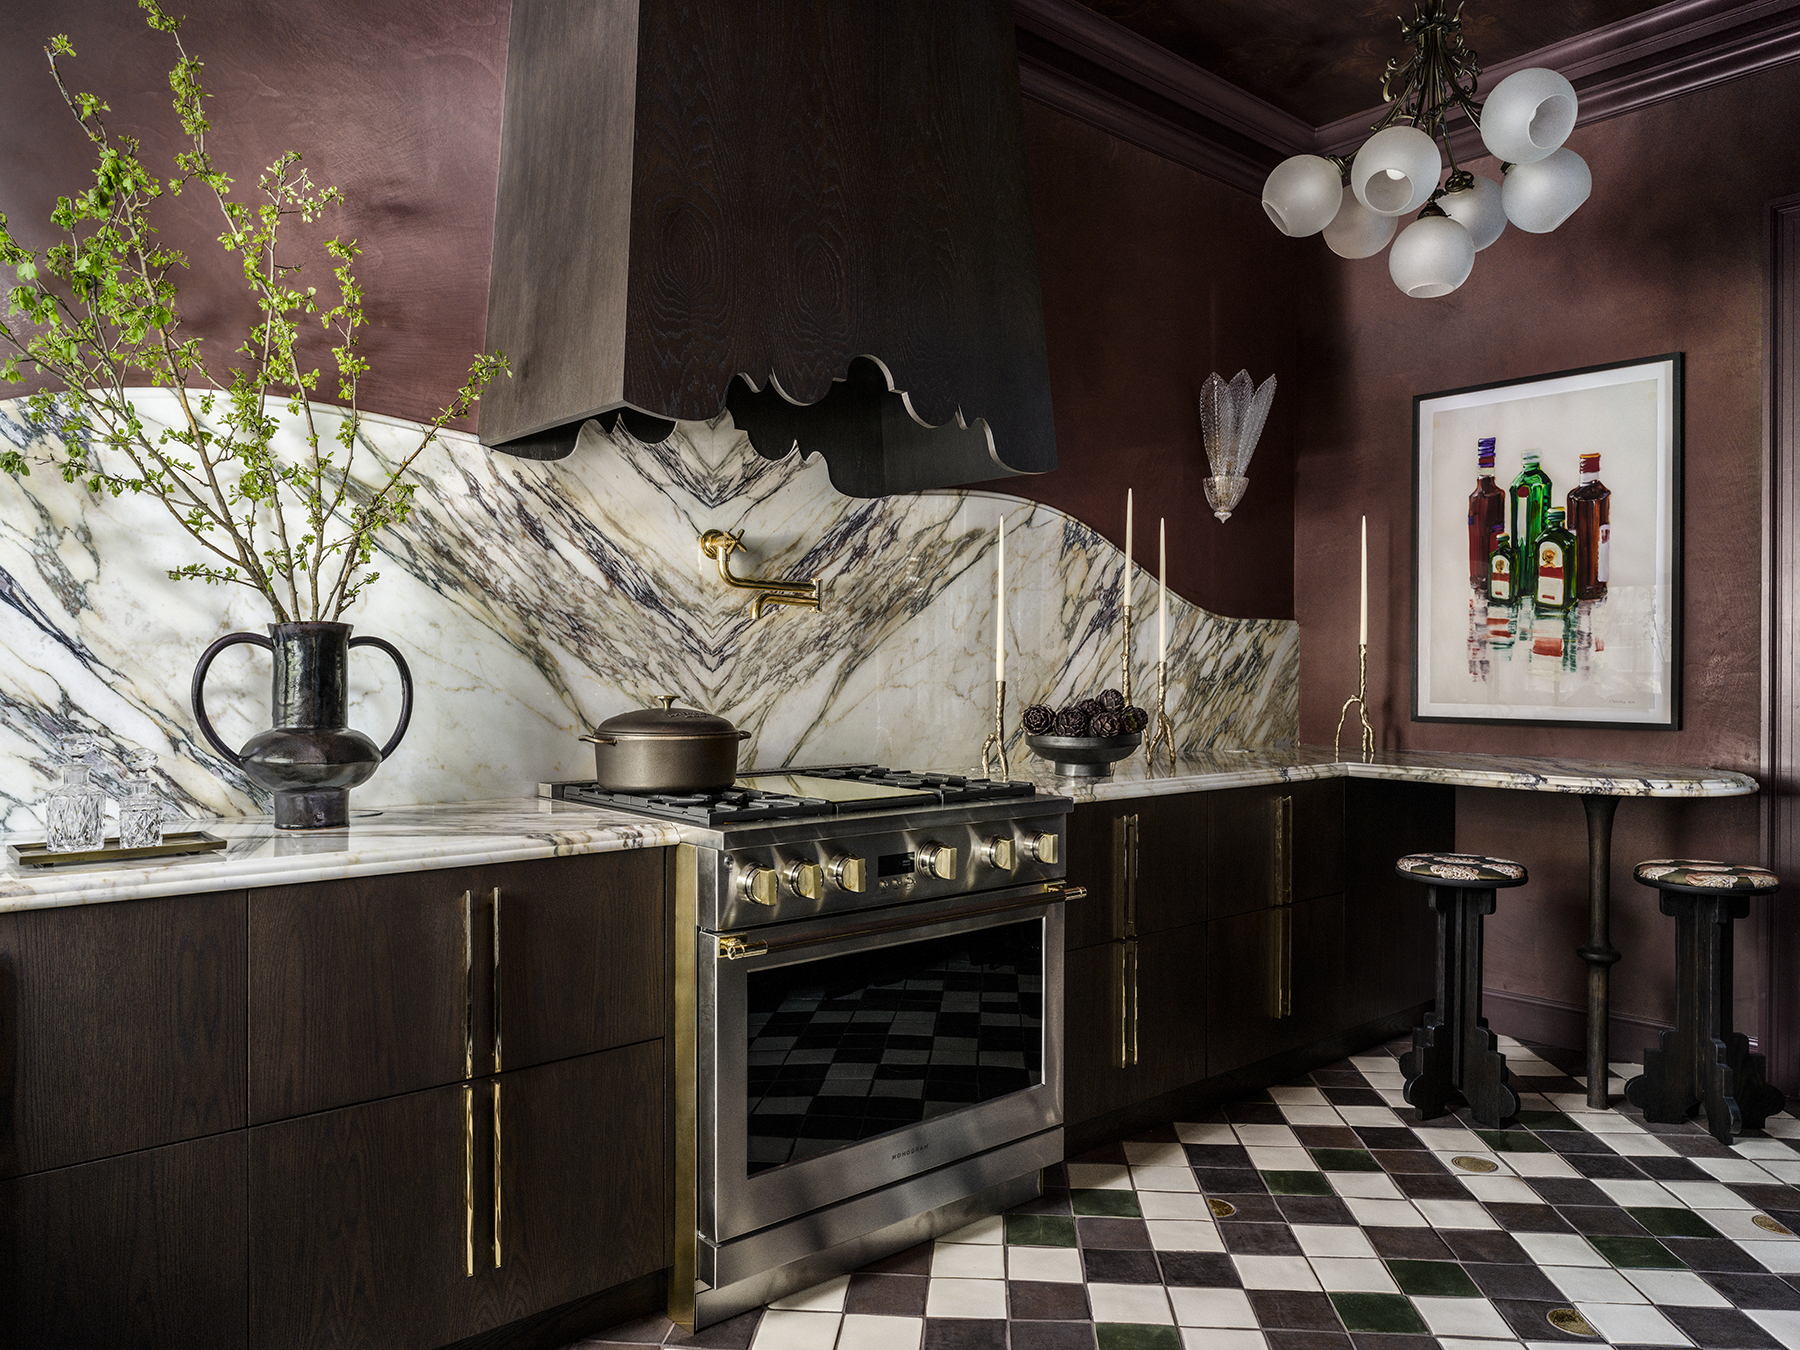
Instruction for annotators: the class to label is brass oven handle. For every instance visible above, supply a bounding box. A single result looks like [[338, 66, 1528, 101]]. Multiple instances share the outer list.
[[463, 890, 475, 1080], [462, 1084, 474, 1277], [716, 884, 1065, 960], [492, 887, 503, 1073], [492, 1079, 504, 1268]]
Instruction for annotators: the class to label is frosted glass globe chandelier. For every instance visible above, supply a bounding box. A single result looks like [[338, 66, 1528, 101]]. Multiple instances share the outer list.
[[1262, 1, 1589, 299]]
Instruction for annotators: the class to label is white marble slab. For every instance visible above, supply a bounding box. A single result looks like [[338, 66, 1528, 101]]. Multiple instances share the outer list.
[[0, 392, 1297, 830]]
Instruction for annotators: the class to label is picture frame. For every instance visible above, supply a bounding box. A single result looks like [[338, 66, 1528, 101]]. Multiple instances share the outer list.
[[1411, 353, 1683, 730]]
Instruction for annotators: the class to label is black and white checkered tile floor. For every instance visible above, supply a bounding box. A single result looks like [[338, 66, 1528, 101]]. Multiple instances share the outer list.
[[573, 1037, 1800, 1350]]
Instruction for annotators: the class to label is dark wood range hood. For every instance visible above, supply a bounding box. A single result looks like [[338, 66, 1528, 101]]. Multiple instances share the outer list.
[[480, 0, 1058, 496]]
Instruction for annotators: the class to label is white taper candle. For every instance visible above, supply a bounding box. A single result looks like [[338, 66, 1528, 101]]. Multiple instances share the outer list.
[[1124, 489, 1133, 608], [1360, 516, 1368, 646], [1158, 518, 1167, 666], [996, 515, 1006, 684]]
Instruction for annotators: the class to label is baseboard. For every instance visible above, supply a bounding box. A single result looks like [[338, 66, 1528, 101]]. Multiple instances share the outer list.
[[1482, 987, 1676, 1063], [441, 1269, 666, 1350]]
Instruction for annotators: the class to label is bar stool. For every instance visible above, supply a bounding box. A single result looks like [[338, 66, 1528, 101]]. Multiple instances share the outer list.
[[1396, 851, 1529, 1128], [1624, 860, 1785, 1145]]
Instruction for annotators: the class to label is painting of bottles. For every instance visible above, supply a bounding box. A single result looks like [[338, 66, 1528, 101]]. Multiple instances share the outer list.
[[1412, 355, 1681, 729]]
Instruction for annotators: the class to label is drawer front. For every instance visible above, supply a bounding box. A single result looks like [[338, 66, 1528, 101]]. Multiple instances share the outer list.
[[1206, 780, 1343, 920], [1064, 795, 1207, 947]]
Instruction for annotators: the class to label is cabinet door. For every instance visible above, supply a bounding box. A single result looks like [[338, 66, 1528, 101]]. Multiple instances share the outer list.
[[487, 1042, 666, 1323], [0, 1130, 247, 1349], [1206, 894, 1344, 1077], [484, 850, 665, 1075], [250, 869, 477, 1123], [249, 1081, 484, 1350], [1342, 781, 1452, 1026], [1134, 924, 1208, 1100], [1207, 781, 1343, 920], [1063, 924, 1207, 1128], [1064, 804, 1122, 950], [0, 890, 246, 1176], [1064, 796, 1206, 949], [1064, 941, 1137, 1125]]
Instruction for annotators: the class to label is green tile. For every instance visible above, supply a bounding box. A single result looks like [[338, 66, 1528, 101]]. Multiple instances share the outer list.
[[1588, 1234, 1684, 1268], [1330, 1292, 1430, 1335], [1474, 1129, 1551, 1153], [1264, 1170, 1334, 1196], [1312, 1147, 1383, 1172], [1006, 1213, 1079, 1246], [1385, 1259, 1481, 1298], [1096, 1325, 1181, 1350], [1516, 1110, 1583, 1132], [1627, 1207, 1723, 1240], [1072, 1188, 1142, 1218]]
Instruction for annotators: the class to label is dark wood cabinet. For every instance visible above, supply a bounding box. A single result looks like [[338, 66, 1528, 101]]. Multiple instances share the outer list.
[[1064, 795, 1207, 949], [0, 890, 245, 1177], [0, 1131, 247, 1350], [1342, 781, 1453, 1026], [1207, 779, 1344, 919], [1206, 893, 1346, 1077], [1064, 923, 1207, 1128]]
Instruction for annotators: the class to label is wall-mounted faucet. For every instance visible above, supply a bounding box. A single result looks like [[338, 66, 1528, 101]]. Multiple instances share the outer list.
[[698, 530, 822, 620]]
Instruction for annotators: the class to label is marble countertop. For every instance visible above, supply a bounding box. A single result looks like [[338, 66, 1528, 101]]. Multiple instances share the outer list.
[[0, 799, 688, 913]]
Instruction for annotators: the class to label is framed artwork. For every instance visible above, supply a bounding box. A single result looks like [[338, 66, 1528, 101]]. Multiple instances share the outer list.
[[1411, 353, 1682, 729]]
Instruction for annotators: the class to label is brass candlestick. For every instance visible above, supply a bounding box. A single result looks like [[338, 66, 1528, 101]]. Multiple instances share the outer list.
[[1145, 659, 1175, 766], [1120, 604, 1133, 708], [1334, 642, 1376, 761], [981, 679, 1010, 782]]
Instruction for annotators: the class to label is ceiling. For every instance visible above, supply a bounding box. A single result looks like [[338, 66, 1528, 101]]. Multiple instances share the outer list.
[[1075, 0, 1672, 126]]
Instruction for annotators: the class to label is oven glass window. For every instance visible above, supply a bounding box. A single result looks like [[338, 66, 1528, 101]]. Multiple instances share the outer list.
[[744, 919, 1043, 1174]]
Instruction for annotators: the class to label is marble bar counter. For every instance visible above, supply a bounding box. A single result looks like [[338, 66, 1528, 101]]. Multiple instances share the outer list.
[[0, 798, 688, 913], [1003, 744, 1758, 803]]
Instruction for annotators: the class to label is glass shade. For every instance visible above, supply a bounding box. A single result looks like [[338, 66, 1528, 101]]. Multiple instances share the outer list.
[[1350, 126, 1442, 217], [1438, 174, 1507, 251], [1479, 67, 1578, 166], [1389, 215, 1475, 298], [1262, 155, 1344, 237], [1502, 148, 1591, 233], [1323, 192, 1398, 258]]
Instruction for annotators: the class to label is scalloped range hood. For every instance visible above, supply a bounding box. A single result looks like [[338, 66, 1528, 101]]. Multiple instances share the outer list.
[[479, 0, 1057, 496]]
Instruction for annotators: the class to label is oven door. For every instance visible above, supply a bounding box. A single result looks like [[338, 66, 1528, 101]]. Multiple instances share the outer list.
[[698, 884, 1064, 1244]]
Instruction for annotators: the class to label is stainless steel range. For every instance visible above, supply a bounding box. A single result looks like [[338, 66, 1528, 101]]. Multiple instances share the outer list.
[[545, 767, 1075, 1330]]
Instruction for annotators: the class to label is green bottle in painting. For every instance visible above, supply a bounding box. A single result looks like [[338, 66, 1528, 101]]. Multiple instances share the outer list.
[[1510, 451, 1553, 594], [1534, 506, 1577, 614]]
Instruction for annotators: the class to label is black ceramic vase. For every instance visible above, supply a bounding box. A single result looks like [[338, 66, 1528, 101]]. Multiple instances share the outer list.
[[192, 622, 414, 829]]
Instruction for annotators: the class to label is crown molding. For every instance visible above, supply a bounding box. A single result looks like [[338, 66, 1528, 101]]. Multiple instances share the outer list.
[[1015, 0, 1800, 189]]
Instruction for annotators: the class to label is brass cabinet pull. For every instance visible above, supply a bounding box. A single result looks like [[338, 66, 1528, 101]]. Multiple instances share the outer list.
[[1126, 938, 1140, 1066], [492, 1079, 504, 1268], [1112, 938, 1140, 1068], [1268, 904, 1294, 1019], [1272, 795, 1293, 909], [463, 890, 475, 1080], [1112, 814, 1140, 939], [462, 1084, 475, 1277], [491, 887, 503, 1073]]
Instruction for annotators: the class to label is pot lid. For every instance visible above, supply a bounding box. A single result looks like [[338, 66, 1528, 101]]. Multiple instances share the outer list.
[[596, 696, 741, 739]]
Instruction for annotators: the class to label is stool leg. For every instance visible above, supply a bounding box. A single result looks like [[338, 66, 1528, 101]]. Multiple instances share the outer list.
[[1693, 898, 1742, 1146], [1403, 885, 1456, 1121], [1456, 886, 1518, 1129], [1714, 894, 1786, 1135], [1629, 891, 1705, 1124]]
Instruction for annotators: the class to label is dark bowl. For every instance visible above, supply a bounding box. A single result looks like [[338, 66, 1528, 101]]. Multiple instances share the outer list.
[[1024, 731, 1142, 778]]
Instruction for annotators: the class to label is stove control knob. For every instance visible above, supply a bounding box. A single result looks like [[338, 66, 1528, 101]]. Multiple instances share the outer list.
[[919, 843, 959, 880], [830, 855, 868, 892], [785, 861, 824, 901], [739, 865, 779, 906], [984, 837, 1018, 872], [1026, 832, 1060, 865]]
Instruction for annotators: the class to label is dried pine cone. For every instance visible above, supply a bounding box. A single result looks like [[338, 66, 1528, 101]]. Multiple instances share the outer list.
[[1054, 707, 1091, 736], [1090, 710, 1123, 737], [1021, 704, 1055, 735], [1078, 697, 1104, 717], [1098, 688, 1125, 711]]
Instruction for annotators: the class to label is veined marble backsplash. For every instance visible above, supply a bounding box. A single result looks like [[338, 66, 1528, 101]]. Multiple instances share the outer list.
[[0, 390, 1296, 828]]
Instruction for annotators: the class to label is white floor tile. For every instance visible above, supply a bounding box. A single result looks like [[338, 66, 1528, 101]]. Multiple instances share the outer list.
[[1762, 1161, 1800, 1185], [1169, 1286, 1258, 1328], [1416, 1129, 1484, 1152], [1344, 1196, 1429, 1227], [1624, 1268, 1731, 1307], [1338, 1106, 1404, 1127], [1247, 1146, 1318, 1172], [1180, 1329, 1267, 1350], [1235, 1124, 1302, 1148], [1413, 1296, 1514, 1339], [1066, 1163, 1133, 1191], [1664, 1181, 1754, 1209], [939, 1215, 1005, 1243], [1281, 1106, 1347, 1126], [1291, 1224, 1379, 1259], [1695, 1156, 1778, 1183], [1575, 1301, 1694, 1346], [1741, 1241, 1800, 1272], [1502, 1151, 1576, 1177], [1608, 1132, 1678, 1157], [1577, 1111, 1647, 1134], [1761, 1118, 1800, 1139], [1176, 1122, 1240, 1145], [1140, 1191, 1219, 1220], [1351, 1054, 1400, 1071], [1749, 1310, 1800, 1350], [1088, 1282, 1174, 1324], [1548, 1092, 1607, 1114], [1416, 1199, 1499, 1230], [1124, 1141, 1192, 1166], [1146, 1220, 1226, 1252], [1440, 1340, 1523, 1350], [1701, 1209, 1797, 1240], [1378, 1087, 1411, 1107], [924, 1278, 1007, 1319], [1596, 1178, 1676, 1207], [931, 1241, 1004, 1279], [1133, 1165, 1201, 1192], [1006, 1245, 1084, 1283], [1459, 1174, 1540, 1204], [1232, 1254, 1321, 1290], [1309, 1257, 1399, 1292], [1269, 1085, 1329, 1105], [1327, 1171, 1403, 1200], [1546, 1264, 1648, 1303], [1734, 1139, 1799, 1159], [769, 1276, 851, 1312], [1515, 1233, 1609, 1267], [836, 1315, 922, 1350], [751, 1309, 842, 1350]]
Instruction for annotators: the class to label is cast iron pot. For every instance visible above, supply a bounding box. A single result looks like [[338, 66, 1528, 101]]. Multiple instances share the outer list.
[[580, 696, 750, 793]]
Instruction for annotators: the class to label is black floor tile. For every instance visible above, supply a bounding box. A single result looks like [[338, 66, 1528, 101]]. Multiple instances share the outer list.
[[1557, 1204, 1651, 1236], [1567, 1153, 1648, 1179], [1196, 1167, 1267, 1194], [924, 1319, 1008, 1350], [1486, 1202, 1576, 1232], [1366, 1228, 1456, 1260], [1250, 1289, 1344, 1331], [1227, 1101, 1291, 1125], [862, 1241, 934, 1275], [1666, 1237, 1772, 1272], [1357, 1127, 1427, 1152], [1076, 1217, 1151, 1248], [1734, 1183, 1800, 1211], [664, 1309, 761, 1348], [1081, 1248, 1162, 1284], [1222, 1221, 1305, 1255], [1210, 1194, 1286, 1223], [847, 1272, 929, 1316], [1010, 1281, 1091, 1320], [1634, 1156, 1715, 1181], [1465, 1260, 1564, 1302], [1266, 1333, 1354, 1350], [1373, 1150, 1449, 1174], [1441, 1230, 1530, 1264], [1491, 1298, 1601, 1343], [1185, 1144, 1254, 1168], [1393, 1172, 1472, 1200], [1158, 1250, 1242, 1287], [1705, 1271, 1800, 1309], [1527, 1177, 1612, 1206], [1662, 1305, 1786, 1349], [1011, 1323, 1098, 1350], [1349, 1337, 1440, 1350], [1279, 1195, 1358, 1226]]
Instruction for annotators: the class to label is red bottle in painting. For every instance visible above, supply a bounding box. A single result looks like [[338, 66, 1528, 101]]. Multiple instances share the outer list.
[[1569, 452, 1610, 601], [1467, 437, 1506, 591]]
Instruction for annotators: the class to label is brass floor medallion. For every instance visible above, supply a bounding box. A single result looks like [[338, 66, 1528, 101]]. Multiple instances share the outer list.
[[1547, 1309, 1599, 1336], [1754, 1213, 1794, 1235], [1208, 1198, 1237, 1218], [1451, 1155, 1499, 1172]]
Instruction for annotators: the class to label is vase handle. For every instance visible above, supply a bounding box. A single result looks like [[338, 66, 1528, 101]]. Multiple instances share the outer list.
[[191, 631, 275, 769], [349, 635, 415, 761]]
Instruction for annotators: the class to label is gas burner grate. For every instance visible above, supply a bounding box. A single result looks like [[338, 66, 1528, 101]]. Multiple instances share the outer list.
[[790, 766, 1038, 803], [561, 784, 835, 826]]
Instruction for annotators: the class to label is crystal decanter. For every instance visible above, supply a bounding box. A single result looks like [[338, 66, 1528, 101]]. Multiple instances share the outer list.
[[118, 749, 165, 849], [44, 734, 107, 852]]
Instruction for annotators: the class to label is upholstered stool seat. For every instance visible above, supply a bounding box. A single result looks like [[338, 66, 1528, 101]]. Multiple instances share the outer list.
[[1396, 851, 1529, 1128], [1625, 859, 1783, 1144]]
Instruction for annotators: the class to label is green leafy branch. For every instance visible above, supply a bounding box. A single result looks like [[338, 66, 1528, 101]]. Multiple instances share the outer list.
[[0, 0, 508, 622]]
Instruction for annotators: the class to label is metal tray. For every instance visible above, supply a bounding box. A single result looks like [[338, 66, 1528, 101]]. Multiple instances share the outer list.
[[7, 831, 228, 868]]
